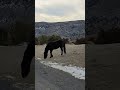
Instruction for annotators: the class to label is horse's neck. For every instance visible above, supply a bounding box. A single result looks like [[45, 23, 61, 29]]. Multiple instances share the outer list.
[[45, 47, 49, 53]]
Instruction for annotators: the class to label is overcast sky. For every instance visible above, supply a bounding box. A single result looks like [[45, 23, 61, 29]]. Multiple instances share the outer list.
[[35, 0, 85, 22]]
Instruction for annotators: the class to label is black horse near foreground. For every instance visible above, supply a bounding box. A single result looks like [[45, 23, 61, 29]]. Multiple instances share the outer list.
[[21, 40, 35, 78], [44, 39, 66, 59]]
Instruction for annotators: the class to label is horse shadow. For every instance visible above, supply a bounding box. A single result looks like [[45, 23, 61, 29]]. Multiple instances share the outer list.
[[21, 40, 35, 78]]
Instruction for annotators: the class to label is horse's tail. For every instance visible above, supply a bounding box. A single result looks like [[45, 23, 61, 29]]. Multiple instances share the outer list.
[[63, 43, 66, 54]]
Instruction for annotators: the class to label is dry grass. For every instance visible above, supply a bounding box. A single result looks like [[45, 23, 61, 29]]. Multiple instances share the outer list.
[[35, 44, 85, 68]]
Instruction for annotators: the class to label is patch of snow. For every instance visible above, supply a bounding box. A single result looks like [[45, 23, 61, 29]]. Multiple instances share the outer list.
[[37, 58, 85, 80], [37, 58, 42, 60]]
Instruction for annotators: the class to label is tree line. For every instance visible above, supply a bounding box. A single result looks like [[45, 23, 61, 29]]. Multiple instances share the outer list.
[[35, 35, 62, 45]]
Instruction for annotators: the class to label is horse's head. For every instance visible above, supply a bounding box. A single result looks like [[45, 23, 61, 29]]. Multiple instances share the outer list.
[[44, 51, 48, 59]]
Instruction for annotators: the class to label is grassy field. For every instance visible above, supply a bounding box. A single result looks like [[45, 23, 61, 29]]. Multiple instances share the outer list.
[[35, 44, 85, 68]]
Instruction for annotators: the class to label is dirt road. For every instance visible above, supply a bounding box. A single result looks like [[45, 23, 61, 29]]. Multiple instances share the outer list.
[[35, 59, 85, 90]]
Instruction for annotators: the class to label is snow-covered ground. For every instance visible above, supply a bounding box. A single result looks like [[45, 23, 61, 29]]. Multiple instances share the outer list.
[[37, 58, 85, 80]]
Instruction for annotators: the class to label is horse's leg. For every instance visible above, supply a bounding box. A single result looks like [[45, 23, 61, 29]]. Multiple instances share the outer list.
[[60, 47, 63, 55], [63, 43, 66, 54], [50, 50, 53, 58]]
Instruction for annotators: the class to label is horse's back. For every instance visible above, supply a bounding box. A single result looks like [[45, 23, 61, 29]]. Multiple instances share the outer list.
[[46, 39, 65, 49]]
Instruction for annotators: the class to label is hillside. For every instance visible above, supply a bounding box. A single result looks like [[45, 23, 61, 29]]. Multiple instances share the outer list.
[[35, 20, 85, 40]]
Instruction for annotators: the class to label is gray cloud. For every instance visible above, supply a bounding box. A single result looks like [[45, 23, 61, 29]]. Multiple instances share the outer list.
[[36, 5, 77, 16], [35, 0, 85, 22]]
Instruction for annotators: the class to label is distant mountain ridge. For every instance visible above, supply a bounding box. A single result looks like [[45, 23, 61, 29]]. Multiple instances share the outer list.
[[35, 20, 85, 40]]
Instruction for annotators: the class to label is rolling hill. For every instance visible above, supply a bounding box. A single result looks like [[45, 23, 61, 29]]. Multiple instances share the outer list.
[[35, 20, 85, 40]]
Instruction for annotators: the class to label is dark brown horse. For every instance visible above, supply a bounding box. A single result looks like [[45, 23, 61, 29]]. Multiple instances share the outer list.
[[44, 39, 66, 59]]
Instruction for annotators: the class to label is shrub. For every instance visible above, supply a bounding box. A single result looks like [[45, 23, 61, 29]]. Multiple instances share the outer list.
[[74, 36, 96, 45], [35, 37, 39, 45], [63, 38, 69, 44], [37, 35, 48, 45], [48, 35, 61, 42], [35, 35, 62, 45], [74, 38, 87, 44]]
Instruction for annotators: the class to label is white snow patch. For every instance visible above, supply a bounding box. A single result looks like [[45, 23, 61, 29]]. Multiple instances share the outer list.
[[37, 58, 42, 60], [37, 58, 85, 80]]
